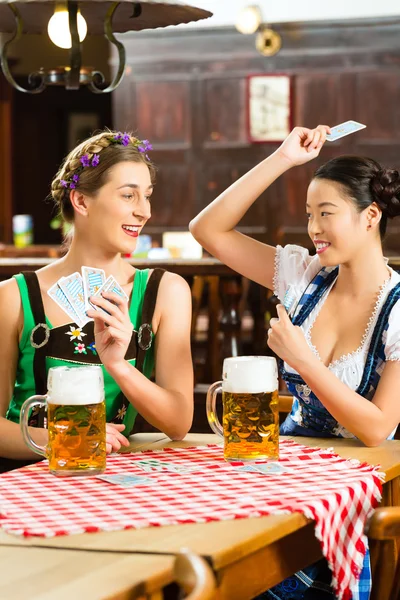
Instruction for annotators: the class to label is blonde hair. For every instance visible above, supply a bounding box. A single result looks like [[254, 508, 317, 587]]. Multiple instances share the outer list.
[[51, 130, 156, 223]]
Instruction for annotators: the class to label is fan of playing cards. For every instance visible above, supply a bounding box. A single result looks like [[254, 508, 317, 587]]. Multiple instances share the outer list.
[[48, 267, 129, 328]]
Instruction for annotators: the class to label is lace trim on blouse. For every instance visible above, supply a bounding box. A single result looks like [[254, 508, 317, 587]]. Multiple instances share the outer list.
[[273, 246, 281, 299], [305, 275, 392, 370]]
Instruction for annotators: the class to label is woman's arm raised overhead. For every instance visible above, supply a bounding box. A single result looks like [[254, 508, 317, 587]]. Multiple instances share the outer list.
[[189, 125, 330, 290]]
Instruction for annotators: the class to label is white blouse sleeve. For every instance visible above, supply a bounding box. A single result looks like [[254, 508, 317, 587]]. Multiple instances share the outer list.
[[273, 244, 322, 304], [384, 298, 400, 361]]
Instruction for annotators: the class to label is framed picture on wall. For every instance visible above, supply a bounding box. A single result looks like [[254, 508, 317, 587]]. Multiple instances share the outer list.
[[247, 74, 292, 143]]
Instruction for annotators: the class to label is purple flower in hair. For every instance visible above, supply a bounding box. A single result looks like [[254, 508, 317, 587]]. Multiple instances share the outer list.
[[138, 139, 153, 153], [143, 140, 153, 151], [70, 183, 76, 189], [80, 154, 90, 168], [114, 133, 122, 142], [72, 174, 79, 183], [91, 154, 100, 167], [61, 180, 68, 188], [122, 133, 130, 147]]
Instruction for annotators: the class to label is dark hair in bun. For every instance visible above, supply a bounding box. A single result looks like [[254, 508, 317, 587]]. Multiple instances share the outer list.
[[313, 156, 400, 238]]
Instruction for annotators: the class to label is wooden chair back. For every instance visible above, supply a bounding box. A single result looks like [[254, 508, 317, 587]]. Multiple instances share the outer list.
[[365, 506, 400, 600], [174, 549, 216, 600]]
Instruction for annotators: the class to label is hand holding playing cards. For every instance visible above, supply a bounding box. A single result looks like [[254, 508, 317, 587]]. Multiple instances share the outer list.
[[87, 292, 133, 371], [277, 125, 331, 167], [106, 423, 130, 454]]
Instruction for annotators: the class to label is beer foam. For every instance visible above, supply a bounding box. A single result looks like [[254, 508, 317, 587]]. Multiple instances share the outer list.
[[47, 366, 104, 405], [222, 356, 278, 394]]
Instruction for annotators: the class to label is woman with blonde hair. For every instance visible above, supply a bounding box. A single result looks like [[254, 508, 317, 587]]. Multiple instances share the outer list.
[[0, 130, 193, 471]]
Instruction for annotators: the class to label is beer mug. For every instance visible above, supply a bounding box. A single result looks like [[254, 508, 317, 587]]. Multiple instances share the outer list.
[[206, 356, 279, 461], [20, 366, 106, 476]]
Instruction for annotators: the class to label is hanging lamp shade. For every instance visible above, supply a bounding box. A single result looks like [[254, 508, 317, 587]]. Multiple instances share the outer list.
[[0, 0, 212, 34], [0, 0, 213, 93]]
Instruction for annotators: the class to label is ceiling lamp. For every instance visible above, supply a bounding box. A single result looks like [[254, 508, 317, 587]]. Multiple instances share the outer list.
[[235, 4, 281, 57], [0, 0, 212, 94]]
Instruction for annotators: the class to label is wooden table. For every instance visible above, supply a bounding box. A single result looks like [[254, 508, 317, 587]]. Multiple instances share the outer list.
[[0, 546, 174, 600], [1, 433, 399, 600]]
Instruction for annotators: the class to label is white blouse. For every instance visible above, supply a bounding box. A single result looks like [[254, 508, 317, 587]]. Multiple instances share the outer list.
[[273, 244, 400, 392]]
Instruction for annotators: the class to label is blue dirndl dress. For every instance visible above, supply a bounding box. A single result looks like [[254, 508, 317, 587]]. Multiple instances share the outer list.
[[257, 249, 400, 600]]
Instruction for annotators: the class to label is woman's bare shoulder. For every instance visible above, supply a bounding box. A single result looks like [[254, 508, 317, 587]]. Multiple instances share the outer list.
[[0, 277, 23, 331], [158, 270, 190, 295], [152, 271, 191, 329]]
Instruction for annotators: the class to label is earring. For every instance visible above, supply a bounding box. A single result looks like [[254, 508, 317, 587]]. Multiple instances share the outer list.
[[367, 222, 372, 230]]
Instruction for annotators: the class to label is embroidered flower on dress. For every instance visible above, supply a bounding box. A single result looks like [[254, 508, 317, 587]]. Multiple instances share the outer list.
[[74, 342, 87, 354], [87, 342, 97, 355], [66, 326, 86, 341], [116, 405, 127, 420]]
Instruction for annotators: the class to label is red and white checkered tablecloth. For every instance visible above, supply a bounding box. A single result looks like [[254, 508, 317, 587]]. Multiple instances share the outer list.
[[0, 440, 384, 600]]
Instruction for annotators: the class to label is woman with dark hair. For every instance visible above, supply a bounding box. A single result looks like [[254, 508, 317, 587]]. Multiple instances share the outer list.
[[0, 130, 193, 470], [190, 125, 400, 599]]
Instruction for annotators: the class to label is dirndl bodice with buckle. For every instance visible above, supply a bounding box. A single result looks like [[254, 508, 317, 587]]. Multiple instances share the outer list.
[[280, 266, 400, 438]]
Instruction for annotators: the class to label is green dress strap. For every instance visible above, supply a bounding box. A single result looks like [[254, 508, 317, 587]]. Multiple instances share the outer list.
[[13, 273, 37, 351]]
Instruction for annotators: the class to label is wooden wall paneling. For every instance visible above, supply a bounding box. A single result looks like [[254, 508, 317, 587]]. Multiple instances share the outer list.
[[294, 73, 354, 129], [0, 74, 13, 243], [203, 77, 248, 147], [149, 164, 195, 228], [135, 80, 192, 148], [354, 72, 400, 140]]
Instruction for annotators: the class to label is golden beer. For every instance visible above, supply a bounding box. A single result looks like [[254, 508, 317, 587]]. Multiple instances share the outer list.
[[206, 356, 279, 461], [21, 366, 106, 477], [222, 389, 279, 461], [47, 400, 106, 474]]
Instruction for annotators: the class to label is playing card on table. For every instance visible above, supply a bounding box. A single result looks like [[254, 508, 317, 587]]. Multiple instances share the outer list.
[[90, 275, 129, 313], [133, 459, 197, 474], [82, 266, 106, 310], [95, 474, 154, 487], [326, 120, 366, 142], [236, 463, 289, 475], [58, 272, 91, 326], [47, 281, 84, 327]]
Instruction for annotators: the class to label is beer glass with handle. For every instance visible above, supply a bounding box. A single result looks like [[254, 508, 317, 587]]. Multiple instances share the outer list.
[[206, 356, 279, 461], [21, 365, 106, 476]]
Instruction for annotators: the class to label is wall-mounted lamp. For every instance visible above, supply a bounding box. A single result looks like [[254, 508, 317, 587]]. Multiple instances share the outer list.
[[235, 5, 281, 57], [0, 0, 212, 94]]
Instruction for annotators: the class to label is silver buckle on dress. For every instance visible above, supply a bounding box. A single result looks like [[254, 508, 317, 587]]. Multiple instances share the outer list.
[[295, 383, 311, 399], [138, 323, 153, 351], [30, 323, 50, 349]]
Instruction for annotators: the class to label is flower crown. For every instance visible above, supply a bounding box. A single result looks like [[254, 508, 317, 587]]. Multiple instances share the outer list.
[[60, 132, 153, 191]]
